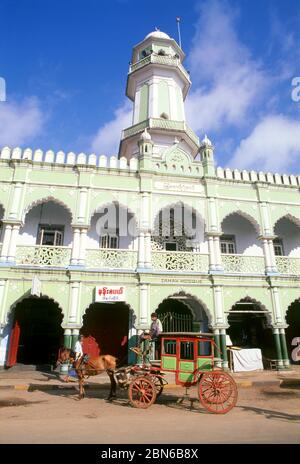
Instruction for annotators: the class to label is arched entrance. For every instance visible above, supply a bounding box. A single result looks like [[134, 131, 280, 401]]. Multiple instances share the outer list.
[[7, 297, 63, 368], [156, 293, 210, 333], [81, 302, 131, 363], [286, 300, 300, 363], [227, 298, 274, 359]]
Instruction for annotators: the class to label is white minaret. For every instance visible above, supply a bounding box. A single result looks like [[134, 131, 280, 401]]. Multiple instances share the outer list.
[[119, 29, 200, 161]]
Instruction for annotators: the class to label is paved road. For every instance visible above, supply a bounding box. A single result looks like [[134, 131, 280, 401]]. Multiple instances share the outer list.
[[0, 384, 299, 444]]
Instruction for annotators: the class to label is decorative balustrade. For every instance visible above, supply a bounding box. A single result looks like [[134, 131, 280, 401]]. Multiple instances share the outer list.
[[16, 245, 71, 267], [86, 249, 138, 270], [275, 256, 300, 275], [152, 251, 209, 272], [122, 118, 199, 146], [221, 254, 265, 274], [129, 54, 190, 82]]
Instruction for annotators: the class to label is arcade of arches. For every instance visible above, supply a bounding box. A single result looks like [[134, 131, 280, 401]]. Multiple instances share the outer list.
[[4, 293, 300, 370], [7, 297, 63, 368]]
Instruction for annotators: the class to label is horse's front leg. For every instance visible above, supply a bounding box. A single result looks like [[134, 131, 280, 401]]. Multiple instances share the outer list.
[[106, 369, 117, 401], [78, 374, 85, 400]]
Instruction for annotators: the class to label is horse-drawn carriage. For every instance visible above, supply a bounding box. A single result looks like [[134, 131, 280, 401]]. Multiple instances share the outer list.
[[59, 332, 238, 414], [114, 332, 238, 414]]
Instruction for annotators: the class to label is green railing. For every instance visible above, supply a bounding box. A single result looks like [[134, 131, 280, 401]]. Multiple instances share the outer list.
[[129, 54, 190, 82], [122, 118, 199, 146]]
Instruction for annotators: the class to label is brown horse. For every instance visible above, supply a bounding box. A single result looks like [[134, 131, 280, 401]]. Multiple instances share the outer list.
[[57, 347, 117, 400]]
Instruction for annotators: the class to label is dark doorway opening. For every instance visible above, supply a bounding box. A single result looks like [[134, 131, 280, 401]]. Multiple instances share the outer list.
[[7, 297, 63, 368], [157, 299, 194, 332], [228, 299, 274, 359], [286, 300, 300, 363], [81, 302, 130, 364]]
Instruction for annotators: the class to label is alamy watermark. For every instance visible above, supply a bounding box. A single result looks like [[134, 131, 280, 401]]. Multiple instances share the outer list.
[[0, 77, 6, 102], [291, 76, 300, 102]]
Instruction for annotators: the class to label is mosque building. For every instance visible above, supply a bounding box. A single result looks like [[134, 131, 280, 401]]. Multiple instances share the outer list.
[[0, 30, 299, 370]]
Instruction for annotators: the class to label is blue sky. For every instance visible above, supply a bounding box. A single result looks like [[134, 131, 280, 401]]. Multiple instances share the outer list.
[[0, 0, 300, 173]]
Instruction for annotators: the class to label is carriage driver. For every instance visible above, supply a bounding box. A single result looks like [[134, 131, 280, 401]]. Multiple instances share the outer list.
[[63, 335, 84, 382]]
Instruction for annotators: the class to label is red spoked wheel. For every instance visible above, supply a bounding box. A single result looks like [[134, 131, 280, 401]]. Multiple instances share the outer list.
[[198, 371, 238, 414], [146, 374, 164, 398], [128, 376, 157, 409]]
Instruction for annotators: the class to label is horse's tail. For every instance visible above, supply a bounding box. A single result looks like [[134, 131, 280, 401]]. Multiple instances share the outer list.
[[102, 355, 117, 370]]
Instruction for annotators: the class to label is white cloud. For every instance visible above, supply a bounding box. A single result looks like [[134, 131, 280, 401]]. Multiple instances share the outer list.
[[90, 101, 132, 155], [185, 0, 267, 134], [229, 114, 300, 172], [0, 97, 44, 146]]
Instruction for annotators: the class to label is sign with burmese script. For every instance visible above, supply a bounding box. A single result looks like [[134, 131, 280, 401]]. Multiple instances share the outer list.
[[95, 286, 126, 302]]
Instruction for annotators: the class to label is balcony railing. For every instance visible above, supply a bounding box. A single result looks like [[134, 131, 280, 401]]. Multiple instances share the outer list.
[[152, 251, 209, 272], [221, 254, 265, 274], [129, 54, 191, 82], [275, 256, 300, 275], [15, 245, 71, 267], [122, 118, 199, 146], [85, 249, 138, 270]]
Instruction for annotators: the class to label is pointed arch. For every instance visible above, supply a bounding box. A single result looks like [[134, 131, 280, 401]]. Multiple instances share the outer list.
[[22, 196, 73, 222], [220, 210, 261, 235], [273, 213, 300, 233], [226, 296, 272, 325], [153, 290, 213, 326], [89, 200, 138, 226], [7, 293, 65, 324]]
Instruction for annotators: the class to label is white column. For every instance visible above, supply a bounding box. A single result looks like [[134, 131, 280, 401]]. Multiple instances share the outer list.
[[7, 224, 20, 262], [71, 228, 80, 265], [9, 183, 24, 220], [69, 282, 80, 324], [213, 236, 223, 271], [168, 82, 177, 120], [152, 79, 159, 118], [0, 224, 12, 262], [0, 280, 6, 325], [262, 238, 272, 273], [208, 235, 216, 271], [208, 197, 218, 232], [78, 228, 87, 266], [144, 232, 152, 268], [260, 202, 272, 236], [268, 239, 277, 272], [148, 82, 154, 121], [271, 286, 283, 325], [213, 285, 224, 325], [139, 284, 149, 326], [77, 188, 88, 223], [138, 232, 145, 268]]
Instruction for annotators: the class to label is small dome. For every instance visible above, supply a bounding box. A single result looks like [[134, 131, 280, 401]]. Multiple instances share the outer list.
[[140, 128, 152, 141], [145, 30, 171, 40], [202, 134, 212, 146]]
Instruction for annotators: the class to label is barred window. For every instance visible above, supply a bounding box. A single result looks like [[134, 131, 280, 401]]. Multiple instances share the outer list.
[[273, 239, 284, 256], [220, 235, 236, 254]]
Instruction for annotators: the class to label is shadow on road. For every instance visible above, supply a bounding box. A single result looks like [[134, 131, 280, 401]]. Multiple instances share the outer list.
[[237, 405, 300, 422]]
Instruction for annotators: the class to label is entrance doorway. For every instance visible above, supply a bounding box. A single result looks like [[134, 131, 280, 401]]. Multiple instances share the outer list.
[[228, 298, 274, 359], [286, 300, 300, 363], [156, 294, 209, 333], [81, 302, 130, 364], [7, 297, 63, 368]]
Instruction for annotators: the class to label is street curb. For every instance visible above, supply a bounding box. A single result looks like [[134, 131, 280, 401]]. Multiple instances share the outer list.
[[1, 378, 298, 391]]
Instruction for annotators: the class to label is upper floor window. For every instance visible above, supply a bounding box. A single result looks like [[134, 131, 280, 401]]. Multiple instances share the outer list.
[[100, 233, 119, 249], [37, 224, 64, 246], [220, 235, 236, 254], [165, 242, 177, 251], [273, 238, 284, 256]]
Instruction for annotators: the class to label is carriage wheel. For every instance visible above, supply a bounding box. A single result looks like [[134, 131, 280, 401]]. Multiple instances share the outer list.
[[198, 371, 238, 414], [146, 374, 164, 398], [128, 376, 157, 409]]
